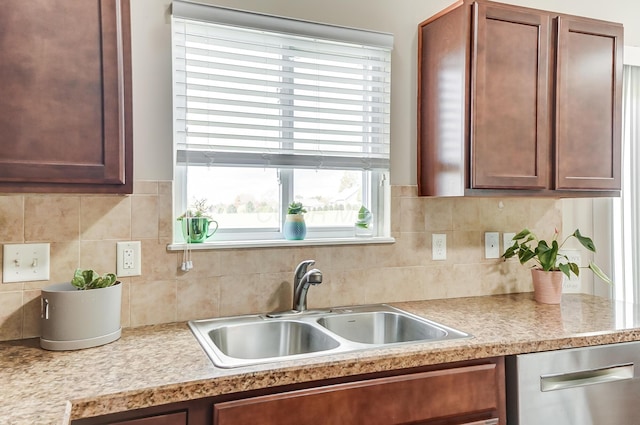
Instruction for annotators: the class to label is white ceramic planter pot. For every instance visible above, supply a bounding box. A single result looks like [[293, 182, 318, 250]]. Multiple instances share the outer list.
[[40, 282, 122, 351]]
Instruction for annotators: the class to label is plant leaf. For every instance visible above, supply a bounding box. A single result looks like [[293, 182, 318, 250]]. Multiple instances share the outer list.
[[558, 263, 571, 279], [502, 242, 519, 259], [513, 229, 531, 241], [589, 262, 613, 285], [536, 241, 558, 271], [574, 229, 596, 252]]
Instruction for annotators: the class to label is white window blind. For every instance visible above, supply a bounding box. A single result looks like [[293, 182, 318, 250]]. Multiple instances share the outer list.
[[172, 0, 393, 172]]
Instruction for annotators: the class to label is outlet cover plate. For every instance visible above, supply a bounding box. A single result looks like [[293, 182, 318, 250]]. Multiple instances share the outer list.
[[117, 241, 142, 277], [432, 234, 447, 261], [3, 243, 50, 283]]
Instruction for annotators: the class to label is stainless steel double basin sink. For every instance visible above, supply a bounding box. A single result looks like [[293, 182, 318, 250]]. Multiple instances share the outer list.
[[189, 304, 471, 368]]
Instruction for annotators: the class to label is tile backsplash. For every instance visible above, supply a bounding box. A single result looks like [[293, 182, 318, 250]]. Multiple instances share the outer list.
[[0, 181, 561, 341]]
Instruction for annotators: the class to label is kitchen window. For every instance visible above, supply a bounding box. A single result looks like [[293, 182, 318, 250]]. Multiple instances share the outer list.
[[171, 1, 393, 246]]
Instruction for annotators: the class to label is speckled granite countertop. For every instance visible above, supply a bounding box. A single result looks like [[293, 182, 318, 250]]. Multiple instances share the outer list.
[[4, 293, 640, 425]]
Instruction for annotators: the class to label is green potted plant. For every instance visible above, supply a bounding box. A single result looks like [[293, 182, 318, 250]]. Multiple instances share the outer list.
[[354, 205, 373, 237], [284, 201, 307, 240], [502, 228, 612, 304], [40, 269, 122, 350], [177, 199, 219, 243]]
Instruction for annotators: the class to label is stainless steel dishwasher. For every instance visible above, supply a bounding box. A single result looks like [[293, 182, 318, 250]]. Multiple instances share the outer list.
[[506, 341, 640, 424]]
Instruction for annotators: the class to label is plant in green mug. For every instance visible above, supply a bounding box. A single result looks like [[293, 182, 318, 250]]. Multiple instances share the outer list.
[[177, 198, 212, 220], [502, 228, 612, 285]]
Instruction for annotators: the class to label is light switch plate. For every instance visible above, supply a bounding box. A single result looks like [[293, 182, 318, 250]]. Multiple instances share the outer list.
[[117, 241, 141, 277], [503, 233, 516, 254], [3, 243, 50, 283], [485, 232, 500, 259]]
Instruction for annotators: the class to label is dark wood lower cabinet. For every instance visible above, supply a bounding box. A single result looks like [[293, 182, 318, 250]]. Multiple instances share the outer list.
[[72, 358, 505, 425]]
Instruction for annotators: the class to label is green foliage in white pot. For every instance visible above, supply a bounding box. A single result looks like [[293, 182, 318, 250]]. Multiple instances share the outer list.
[[71, 269, 118, 290]]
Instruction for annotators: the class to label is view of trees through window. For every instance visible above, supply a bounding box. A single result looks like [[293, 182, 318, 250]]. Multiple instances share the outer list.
[[185, 167, 365, 230]]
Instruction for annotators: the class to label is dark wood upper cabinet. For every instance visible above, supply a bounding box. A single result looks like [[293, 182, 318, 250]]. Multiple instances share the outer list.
[[0, 0, 132, 194], [418, 0, 623, 197]]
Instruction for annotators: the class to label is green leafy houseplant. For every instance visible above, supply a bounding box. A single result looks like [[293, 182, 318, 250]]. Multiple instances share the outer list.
[[71, 269, 118, 290], [502, 228, 612, 285], [355, 205, 372, 229], [287, 202, 307, 215]]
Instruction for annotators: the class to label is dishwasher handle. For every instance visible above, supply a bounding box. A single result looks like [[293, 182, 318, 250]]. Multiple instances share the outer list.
[[540, 363, 634, 392]]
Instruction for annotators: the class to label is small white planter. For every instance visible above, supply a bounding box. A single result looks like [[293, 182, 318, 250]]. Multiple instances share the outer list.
[[40, 282, 122, 351]]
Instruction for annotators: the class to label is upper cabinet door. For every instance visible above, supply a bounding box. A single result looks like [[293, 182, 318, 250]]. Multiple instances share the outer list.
[[0, 0, 132, 193], [471, 3, 551, 190], [555, 17, 623, 191]]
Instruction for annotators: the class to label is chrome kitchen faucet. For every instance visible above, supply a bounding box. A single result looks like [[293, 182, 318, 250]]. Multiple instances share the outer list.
[[292, 260, 323, 312]]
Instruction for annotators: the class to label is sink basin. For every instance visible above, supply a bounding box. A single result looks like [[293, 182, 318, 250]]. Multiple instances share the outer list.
[[209, 320, 340, 359], [189, 304, 470, 368], [317, 311, 448, 344]]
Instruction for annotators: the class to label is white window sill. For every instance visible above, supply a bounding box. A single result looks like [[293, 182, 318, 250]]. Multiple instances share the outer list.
[[167, 236, 395, 251]]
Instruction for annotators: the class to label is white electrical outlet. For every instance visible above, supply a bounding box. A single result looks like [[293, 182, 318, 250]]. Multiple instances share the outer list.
[[2, 243, 50, 283], [117, 241, 141, 277], [432, 234, 447, 260], [559, 249, 581, 293], [503, 232, 516, 254], [485, 232, 500, 259]]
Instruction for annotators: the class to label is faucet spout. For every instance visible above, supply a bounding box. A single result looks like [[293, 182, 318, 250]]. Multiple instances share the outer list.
[[293, 263, 322, 312]]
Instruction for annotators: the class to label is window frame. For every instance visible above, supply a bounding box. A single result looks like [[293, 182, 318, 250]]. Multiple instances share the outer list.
[[171, 2, 393, 247]]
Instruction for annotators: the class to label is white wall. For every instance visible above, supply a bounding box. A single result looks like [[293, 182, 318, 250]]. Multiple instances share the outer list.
[[130, 0, 640, 185]]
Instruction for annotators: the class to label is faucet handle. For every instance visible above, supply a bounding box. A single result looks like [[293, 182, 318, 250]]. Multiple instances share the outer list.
[[294, 259, 315, 281]]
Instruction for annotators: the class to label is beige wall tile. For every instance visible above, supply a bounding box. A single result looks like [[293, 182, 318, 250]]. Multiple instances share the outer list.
[[423, 198, 453, 231], [219, 272, 290, 316], [131, 195, 159, 240], [130, 280, 177, 326], [22, 290, 41, 338], [450, 231, 484, 264], [451, 198, 482, 231], [399, 196, 425, 233], [79, 241, 118, 275], [0, 195, 24, 243], [364, 267, 427, 304], [0, 292, 23, 341], [24, 196, 80, 242], [158, 181, 174, 239], [132, 239, 179, 283], [81, 196, 131, 241], [177, 277, 220, 321], [133, 180, 159, 195], [119, 280, 131, 328], [43, 241, 80, 286]]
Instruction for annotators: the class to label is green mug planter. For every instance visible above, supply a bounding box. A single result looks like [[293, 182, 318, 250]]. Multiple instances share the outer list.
[[178, 199, 219, 243], [180, 216, 218, 243]]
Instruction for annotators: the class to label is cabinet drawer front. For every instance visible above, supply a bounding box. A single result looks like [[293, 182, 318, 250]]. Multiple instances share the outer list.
[[214, 364, 501, 425]]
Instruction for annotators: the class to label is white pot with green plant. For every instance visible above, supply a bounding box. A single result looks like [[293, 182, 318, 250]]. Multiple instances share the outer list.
[[283, 202, 307, 240], [502, 228, 612, 304], [40, 269, 122, 351], [177, 199, 219, 243]]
